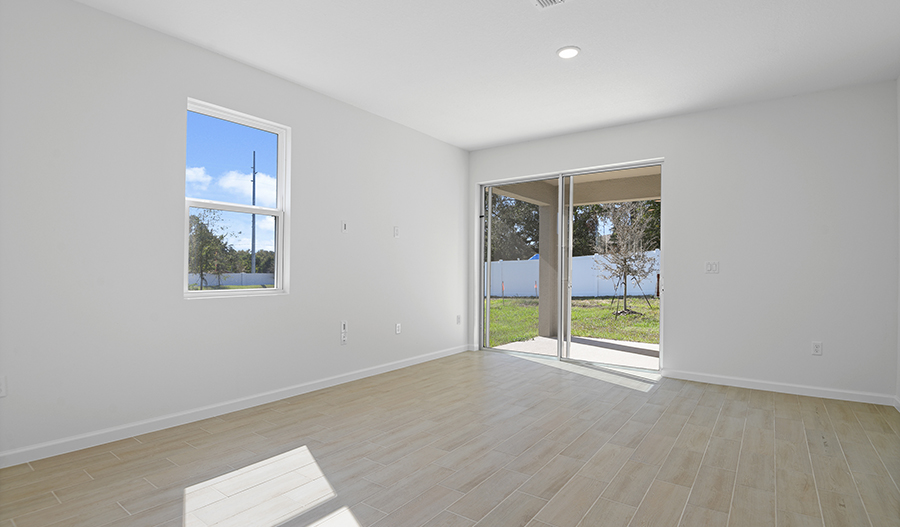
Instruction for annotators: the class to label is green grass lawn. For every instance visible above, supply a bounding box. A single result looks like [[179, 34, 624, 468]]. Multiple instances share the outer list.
[[486, 296, 659, 347]]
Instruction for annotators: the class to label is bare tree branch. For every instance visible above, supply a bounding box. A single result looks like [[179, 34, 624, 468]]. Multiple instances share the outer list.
[[592, 201, 657, 315]]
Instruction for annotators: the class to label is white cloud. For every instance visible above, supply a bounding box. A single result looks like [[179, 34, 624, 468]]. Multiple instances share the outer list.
[[185, 167, 212, 190], [232, 235, 275, 252], [230, 216, 275, 251], [218, 171, 277, 208], [258, 215, 275, 232]]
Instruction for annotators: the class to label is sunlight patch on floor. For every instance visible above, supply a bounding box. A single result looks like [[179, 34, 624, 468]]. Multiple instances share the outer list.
[[496, 336, 660, 370], [306, 506, 363, 526], [183, 445, 356, 526], [514, 352, 661, 392]]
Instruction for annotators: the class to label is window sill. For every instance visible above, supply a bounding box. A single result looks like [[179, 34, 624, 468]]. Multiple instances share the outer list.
[[184, 288, 286, 300]]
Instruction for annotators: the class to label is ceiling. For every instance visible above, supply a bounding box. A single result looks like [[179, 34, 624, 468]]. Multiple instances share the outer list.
[[73, 0, 900, 151], [495, 165, 662, 206]]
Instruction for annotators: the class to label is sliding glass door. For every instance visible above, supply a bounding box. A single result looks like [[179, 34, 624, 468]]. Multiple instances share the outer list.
[[483, 178, 560, 357], [482, 164, 662, 371], [559, 170, 661, 370]]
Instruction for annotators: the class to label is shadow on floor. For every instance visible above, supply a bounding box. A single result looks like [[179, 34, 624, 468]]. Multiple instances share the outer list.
[[570, 336, 659, 358]]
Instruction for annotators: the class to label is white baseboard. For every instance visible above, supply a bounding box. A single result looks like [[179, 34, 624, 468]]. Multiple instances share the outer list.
[[0, 346, 468, 469], [663, 368, 898, 407]]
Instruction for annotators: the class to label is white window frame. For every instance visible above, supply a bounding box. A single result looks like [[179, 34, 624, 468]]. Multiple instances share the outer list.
[[184, 98, 290, 298]]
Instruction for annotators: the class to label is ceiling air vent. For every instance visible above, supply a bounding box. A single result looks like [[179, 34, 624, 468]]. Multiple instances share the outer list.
[[535, 0, 565, 8]]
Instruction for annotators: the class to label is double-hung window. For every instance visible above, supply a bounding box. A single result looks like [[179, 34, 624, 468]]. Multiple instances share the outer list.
[[184, 99, 290, 296]]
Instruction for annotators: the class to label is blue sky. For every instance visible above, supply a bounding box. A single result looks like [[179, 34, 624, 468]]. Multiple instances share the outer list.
[[186, 111, 278, 252]]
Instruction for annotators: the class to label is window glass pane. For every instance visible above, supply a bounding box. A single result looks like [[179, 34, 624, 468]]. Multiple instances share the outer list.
[[186, 111, 278, 207], [188, 207, 277, 290]]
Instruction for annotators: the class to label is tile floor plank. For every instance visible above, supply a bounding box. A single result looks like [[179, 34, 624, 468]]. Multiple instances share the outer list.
[[370, 484, 463, 527], [728, 485, 776, 527], [628, 479, 691, 526], [517, 454, 585, 501], [362, 463, 452, 514], [437, 449, 513, 493], [775, 469, 821, 518], [601, 459, 660, 508], [688, 466, 736, 514], [657, 447, 703, 488], [851, 471, 900, 521], [532, 474, 607, 527], [0, 491, 59, 522], [505, 439, 566, 476], [817, 491, 867, 527], [630, 432, 677, 466], [473, 491, 546, 527], [679, 504, 729, 526], [422, 511, 475, 527], [446, 468, 529, 522], [578, 497, 635, 527]]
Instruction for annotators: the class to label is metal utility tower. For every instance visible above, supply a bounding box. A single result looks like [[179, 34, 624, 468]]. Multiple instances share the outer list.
[[251, 151, 256, 274]]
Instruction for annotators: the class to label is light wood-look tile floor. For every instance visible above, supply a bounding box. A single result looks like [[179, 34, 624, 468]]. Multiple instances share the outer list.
[[2, 351, 899, 527]]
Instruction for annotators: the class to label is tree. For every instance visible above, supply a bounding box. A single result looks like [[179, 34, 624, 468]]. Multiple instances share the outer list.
[[572, 204, 604, 256], [233, 249, 274, 274], [255, 250, 275, 274], [486, 194, 540, 261], [642, 200, 661, 251], [593, 201, 657, 315], [232, 249, 251, 274], [188, 209, 239, 289], [486, 197, 606, 261]]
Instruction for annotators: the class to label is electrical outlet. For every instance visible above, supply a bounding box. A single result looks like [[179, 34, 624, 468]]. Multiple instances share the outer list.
[[395, 323, 401, 334], [341, 321, 348, 345], [456, 315, 461, 325], [705, 261, 719, 274], [812, 341, 823, 356], [0, 376, 7, 397], [393, 226, 400, 238]]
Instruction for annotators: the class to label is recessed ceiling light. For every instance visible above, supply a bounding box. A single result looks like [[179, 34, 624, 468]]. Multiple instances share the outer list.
[[557, 46, 580, 59]]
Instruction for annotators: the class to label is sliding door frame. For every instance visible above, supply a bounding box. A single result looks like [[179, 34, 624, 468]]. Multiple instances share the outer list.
[[480, 157, 664, 366], [561, 174, 573, 361], [482, 187, 492, 348]]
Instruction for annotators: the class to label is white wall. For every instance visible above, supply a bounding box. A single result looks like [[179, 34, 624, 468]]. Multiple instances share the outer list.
[[897, 77, 900, 410], [471, 81, 900, 405], [0, 0, 469, 466]]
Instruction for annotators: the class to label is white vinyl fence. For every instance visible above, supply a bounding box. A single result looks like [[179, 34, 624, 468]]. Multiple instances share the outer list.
[[486, 253, 659, 297], [188, 273, 275, 288]]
